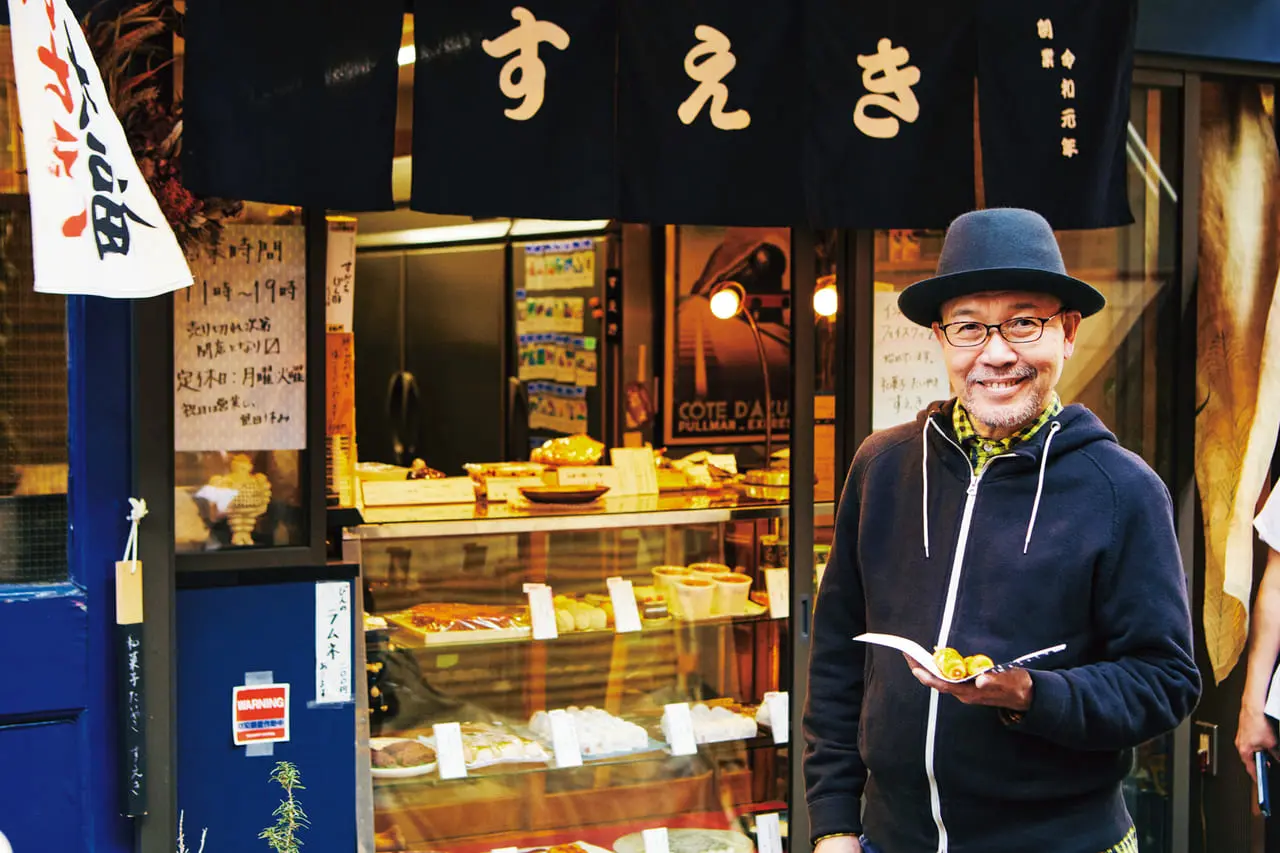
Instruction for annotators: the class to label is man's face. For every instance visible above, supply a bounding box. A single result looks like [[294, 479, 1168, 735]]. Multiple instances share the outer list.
[[933, 290, 1081, 438]]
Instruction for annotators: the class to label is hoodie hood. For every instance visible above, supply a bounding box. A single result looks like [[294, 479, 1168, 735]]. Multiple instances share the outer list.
[[912, 400, 1119, 558]]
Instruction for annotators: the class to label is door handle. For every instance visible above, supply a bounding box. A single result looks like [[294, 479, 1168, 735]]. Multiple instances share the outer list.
[[385, 371, 420, 466]]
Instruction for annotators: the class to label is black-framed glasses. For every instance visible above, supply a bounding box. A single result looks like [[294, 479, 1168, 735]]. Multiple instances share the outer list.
[[938, 312, 1062, 347]]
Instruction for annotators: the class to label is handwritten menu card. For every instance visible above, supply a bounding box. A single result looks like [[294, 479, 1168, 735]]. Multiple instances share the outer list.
[[174, 225, 307, 451], [325, 216, 357, 333], [872, 290, 950, 432]]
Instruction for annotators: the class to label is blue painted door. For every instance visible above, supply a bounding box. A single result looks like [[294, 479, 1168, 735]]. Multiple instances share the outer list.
[[0, 296, 133, 853]]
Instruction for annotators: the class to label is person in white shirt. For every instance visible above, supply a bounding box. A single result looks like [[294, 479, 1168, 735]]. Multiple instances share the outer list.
[[1236, 481, 1280, 841]]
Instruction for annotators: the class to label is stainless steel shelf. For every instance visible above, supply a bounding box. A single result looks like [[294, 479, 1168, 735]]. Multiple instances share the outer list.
[[346, 494, 835, 540]]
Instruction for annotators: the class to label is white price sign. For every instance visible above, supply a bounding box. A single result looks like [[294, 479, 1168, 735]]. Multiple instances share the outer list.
[[642, 828, 670, 853], [524, 583, 559, 640], [663, 702, 697, 756], [756, 813, 783, 853], [607, 576, 643, 633], [548, 708, 584, 768], [433, 722, 468, 779], [766, 692, 789, 744], [764, 568, 789, 620]]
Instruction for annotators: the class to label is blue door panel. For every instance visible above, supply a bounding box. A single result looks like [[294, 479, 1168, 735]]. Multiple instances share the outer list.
[[177, 581, 357, 853], [0, 720, 86, 851], [0, 590, 87, 719]]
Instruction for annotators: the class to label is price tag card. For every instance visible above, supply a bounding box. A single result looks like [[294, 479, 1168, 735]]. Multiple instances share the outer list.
[[642, 828, 670, 853], [433, 722, 468, 779], [706, 453, 739, 476], [607, 577, 643, 633], [556, 465, 620, 490], [491, 847, 519, 853], [755, 813, 783, 853], [548, 708, 584, 768], [610, 447, 659, 496], [764, 568, 789, 620], [766, 692, 789, 744], [524, 583, 559, 640], [663, 702, 698, 756], [485, 476, 544, 503], [361, 477, 476, 507]]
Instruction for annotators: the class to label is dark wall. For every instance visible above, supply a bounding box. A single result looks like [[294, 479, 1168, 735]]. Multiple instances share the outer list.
[[1138, 0, 1280, 64]]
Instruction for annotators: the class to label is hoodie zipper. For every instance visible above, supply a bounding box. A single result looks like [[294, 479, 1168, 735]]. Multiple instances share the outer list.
[[924, 419, 1015, 853]]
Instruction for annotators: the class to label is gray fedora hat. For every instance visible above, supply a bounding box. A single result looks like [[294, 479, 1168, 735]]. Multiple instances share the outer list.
[[897, 208, 1106, 327]]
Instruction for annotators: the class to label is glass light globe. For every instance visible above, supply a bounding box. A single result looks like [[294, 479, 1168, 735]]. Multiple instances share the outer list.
[[709, 287, 742, 320], [813, 284, 838, 317]]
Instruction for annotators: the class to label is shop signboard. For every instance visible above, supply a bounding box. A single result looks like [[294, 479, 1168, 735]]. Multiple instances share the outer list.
[[409, 0, 617, 219], [232, 683, 290, 746], [803, 0, 978, 228], [616, 0, 803, 226], [6, 0, 193, 297], [184, 0, 1140, 231], [977, 0, 1138, 229]]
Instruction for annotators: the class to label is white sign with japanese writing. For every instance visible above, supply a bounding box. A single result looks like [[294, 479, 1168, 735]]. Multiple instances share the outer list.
[[325, 217, 357, 332], [315, 581, 353, 705], [872, 289, 951, 431], [7, 0, 193, 297], [173, 224, 307, 451]]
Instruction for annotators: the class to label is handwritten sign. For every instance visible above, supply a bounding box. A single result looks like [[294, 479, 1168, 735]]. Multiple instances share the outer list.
[[872, 289, 950, 431], [116, 620, 146, 814], [174, 225, 307, 451], [326, 333, 356, 436], [315, 581, 352, 705], [325, 216, 357, 332]]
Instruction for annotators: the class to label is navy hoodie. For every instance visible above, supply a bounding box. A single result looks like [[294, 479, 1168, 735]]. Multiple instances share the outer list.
[[803, 402, 1200, 853]]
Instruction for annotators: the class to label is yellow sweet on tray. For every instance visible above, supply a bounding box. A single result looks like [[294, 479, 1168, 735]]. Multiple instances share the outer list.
[[932, 647, 968, 680], [933, 648, 995, 679]]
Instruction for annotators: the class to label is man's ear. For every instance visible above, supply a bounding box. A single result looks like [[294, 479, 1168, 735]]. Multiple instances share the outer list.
[[932, 322, 945, 345], [1061, 311, 1082, 359]]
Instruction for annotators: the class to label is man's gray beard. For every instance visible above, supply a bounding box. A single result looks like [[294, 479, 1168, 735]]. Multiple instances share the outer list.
[[961, 385, 1046, 433]]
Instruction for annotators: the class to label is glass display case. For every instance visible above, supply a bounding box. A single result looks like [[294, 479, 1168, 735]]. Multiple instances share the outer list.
[[344, 496, 803, 853]]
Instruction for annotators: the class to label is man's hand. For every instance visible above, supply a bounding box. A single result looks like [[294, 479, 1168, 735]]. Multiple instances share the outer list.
[[1236, 705, 1278, 782], [904, 654, 1034, 711], [814, 835, 861, 853]]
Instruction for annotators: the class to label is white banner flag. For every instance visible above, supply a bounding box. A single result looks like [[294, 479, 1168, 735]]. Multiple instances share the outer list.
[[7, 0, 192, 297]]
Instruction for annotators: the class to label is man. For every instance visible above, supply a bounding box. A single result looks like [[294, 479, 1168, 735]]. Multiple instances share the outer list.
[[1236, 482, 1280, 848], [803, 208, 1200, 853]]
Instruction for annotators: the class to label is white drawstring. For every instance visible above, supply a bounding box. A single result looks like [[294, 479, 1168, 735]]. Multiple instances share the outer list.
[[1023, 422, 1061, 554], [122, 497, 148, 567], [921, 419, 931, 558]]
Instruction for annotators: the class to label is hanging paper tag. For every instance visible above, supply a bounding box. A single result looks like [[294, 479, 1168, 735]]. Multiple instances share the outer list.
[[642, 828, 670, 853], [548, 709, 584, 768], [115, 560, 144, 625], [764, 568, 789, 619], [756, 813, 783, 853], [607, 577, 643, 633], [663, 703, 697, 756], [524, 583, 559, 640], [766, 692, 789, 744], [434, 722, 468, 779]]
